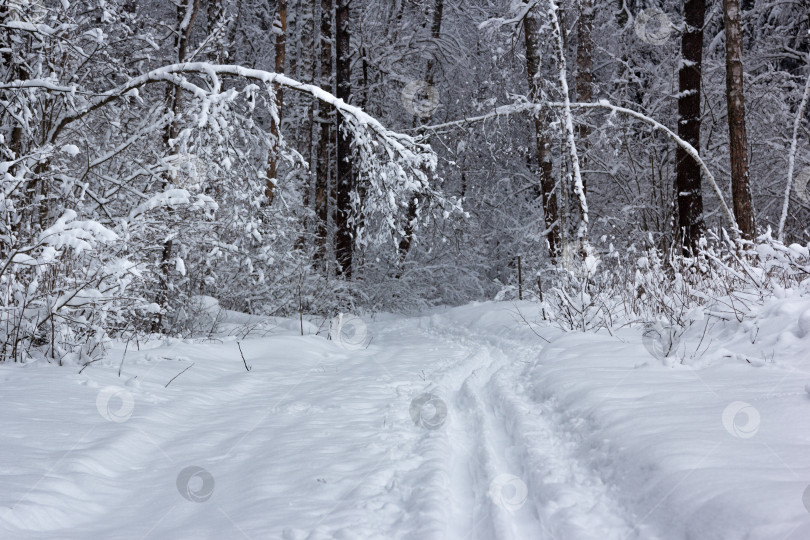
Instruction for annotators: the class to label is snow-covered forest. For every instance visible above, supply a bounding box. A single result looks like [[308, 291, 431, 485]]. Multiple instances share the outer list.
[[2, 0, 810, 538]]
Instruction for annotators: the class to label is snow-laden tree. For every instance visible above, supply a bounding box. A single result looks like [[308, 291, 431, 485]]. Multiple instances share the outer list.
[[0, 0, 458, 362]]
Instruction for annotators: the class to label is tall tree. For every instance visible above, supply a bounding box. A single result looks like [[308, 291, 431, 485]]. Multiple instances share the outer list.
[[525, 4, 561, 261], [156, 0, 201, 330], [676, 0, 706, 253], [398, 0, 444, 263], [723, 0, 755, 237], [335, 0, 354, 277], [576, 0, 593, 194], [315, 0, 333, 267], [265, 0, 288, 205]]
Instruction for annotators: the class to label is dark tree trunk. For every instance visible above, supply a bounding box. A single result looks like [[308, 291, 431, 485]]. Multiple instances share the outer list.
[[334, 0, 353, 277], [723, 0, 755, 237], [314, 0, 333, 267], [676, 0, 706, 254], [296, 0, 317, 250], [525, 5, 561, 261]]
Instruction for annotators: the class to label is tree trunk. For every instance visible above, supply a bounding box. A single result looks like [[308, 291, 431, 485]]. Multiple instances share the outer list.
[[576, 0, 593, 194], [265, 0, 287, 205], [334, 0, 353, 277], [295, 0, 317, 250], [723, 0, 755, 238], [314, 0, 333, 267], [525, 4, 561, 261], [549, 0, 588, 251], [676, 0, 706, 254], [397, 0, 444, 264], [156, 0, 201, 331]]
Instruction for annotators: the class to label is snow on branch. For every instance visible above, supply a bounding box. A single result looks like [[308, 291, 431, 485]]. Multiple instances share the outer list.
[[44, 63, 435, 172], [28, 63, 456, 243], [420, 99, 739, 236]]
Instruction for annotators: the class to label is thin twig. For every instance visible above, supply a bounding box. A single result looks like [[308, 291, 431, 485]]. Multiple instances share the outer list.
[[511, 304, 551, 343], [118, 338, 130, 377], [165, 362, 195, 388], [237, 342, 251, 371], [78, 357, 101, 374]]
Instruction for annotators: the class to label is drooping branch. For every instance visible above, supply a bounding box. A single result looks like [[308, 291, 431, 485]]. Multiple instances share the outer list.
[[4, 63, 432, 173], [420, 99, 740, 236], [1, 63, 453, 249]]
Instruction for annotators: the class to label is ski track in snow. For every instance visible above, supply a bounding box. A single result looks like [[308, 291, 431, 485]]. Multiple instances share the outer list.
[[413, 316, 645, 540]]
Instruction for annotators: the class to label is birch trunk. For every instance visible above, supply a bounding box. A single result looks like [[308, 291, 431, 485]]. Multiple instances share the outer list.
[[524, 4, 561, 261], [265, 0, 287, 205], [723, 0, 755, 238]]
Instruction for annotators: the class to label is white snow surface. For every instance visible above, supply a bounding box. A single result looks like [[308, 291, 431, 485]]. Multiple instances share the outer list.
[[1, 299, 810, 539]]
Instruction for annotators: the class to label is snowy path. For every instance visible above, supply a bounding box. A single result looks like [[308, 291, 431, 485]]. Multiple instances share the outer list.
[[0, 311, 642, 540], [2, 301, 809, 539]]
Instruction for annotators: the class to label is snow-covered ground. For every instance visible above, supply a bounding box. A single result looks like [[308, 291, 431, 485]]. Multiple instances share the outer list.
[[2, 299, 810, 539]]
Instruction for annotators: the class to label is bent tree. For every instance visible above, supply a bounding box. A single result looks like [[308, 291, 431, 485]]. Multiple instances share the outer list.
[[0, 62, 459, 361]]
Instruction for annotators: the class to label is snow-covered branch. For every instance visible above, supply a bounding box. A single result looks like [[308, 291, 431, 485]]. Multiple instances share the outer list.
[[45, 63, 435, 174], [548, 0, 588, 245], [778, 55, 810, 241], [420, 99, 740, 235]]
